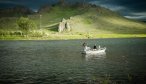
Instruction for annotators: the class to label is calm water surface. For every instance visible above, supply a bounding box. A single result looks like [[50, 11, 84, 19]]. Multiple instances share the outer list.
[[0, 38, 146, 84]]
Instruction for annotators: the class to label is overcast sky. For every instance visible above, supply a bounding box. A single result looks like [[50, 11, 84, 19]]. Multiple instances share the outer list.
[[0, 0, 146, 21]]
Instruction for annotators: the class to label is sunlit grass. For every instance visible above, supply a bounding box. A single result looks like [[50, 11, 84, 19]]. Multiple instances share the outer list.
[[1, 32, 146, 40], [101, 17, 146, 29]]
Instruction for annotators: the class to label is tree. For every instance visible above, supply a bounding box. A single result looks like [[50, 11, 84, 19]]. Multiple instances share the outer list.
[[17, 17, 37, 34]]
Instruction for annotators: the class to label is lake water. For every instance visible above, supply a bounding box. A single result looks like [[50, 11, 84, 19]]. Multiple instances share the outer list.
[[0, 38, 146, 84]]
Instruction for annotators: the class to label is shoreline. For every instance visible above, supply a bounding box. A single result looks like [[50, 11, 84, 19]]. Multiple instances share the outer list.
[[0, 34, 146, 40]]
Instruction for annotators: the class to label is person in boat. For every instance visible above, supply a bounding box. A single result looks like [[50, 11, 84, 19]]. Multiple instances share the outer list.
[[82, 42, 87, 47], [82, 42, 91, 51], [93, 44, 97, 50]]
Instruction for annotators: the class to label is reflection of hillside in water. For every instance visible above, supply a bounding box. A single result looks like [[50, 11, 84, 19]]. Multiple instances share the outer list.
[[85, 52, 106, 61]]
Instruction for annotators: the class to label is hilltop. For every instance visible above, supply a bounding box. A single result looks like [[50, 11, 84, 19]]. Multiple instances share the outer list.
[[0, 6, 33, 17], [0, 3, 146, 40]]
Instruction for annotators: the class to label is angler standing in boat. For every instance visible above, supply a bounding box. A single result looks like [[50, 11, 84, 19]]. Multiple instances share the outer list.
[[82, 42, 91, 51], [82, 42, 87, 47]]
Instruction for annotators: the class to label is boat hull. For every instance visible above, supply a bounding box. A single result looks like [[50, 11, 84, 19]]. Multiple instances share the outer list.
[[86, 49, 105, 54], [83, 48, 106, 55]]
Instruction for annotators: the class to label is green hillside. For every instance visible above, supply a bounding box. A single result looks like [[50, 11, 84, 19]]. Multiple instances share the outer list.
[[0, 5, 146, 40], [30, 5, 146, 34]]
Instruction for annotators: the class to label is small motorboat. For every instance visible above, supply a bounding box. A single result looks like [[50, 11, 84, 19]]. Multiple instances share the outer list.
[[82, 45, 106, 55]]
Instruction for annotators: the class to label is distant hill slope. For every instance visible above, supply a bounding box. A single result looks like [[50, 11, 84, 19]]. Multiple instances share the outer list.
[[0, 4, 146, 35], [0, 6, 33, 17], [32, 5, 146, 34], [66, 7, 146, 34]]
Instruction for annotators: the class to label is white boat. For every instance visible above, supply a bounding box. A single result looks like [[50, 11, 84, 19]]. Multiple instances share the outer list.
[[82, 45, 106, 55]]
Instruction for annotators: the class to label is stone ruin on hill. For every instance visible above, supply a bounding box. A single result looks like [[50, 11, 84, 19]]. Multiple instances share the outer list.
[[58, 18, 71, 32]]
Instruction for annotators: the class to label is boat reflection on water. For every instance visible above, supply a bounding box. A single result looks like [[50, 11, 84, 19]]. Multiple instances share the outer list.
[[84, 52, 106, 61]]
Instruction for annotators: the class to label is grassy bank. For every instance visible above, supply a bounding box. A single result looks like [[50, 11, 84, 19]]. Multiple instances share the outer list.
[[0, 33, 146, 40]]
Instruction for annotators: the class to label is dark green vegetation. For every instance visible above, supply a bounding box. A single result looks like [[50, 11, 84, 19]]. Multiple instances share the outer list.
[[0, 3, 146, 40], [17, 17, 37, 34]]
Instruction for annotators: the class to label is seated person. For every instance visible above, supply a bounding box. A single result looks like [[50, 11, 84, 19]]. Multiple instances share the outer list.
[[93, 44, 97, 50]]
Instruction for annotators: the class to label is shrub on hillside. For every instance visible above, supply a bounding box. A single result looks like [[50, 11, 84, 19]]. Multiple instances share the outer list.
[[17, 17, 37, 34]]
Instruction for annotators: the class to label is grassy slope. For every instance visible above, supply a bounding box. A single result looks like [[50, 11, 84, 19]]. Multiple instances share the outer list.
[[31, 6, 146, 34], [0, 6, 146, 40], [68, 8, 146, 34]]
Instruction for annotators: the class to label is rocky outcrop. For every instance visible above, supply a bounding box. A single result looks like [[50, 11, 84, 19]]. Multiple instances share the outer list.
[[66, 22, 71, 31], [58, 18, 71, 32], [58, 22, 65, 33]]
